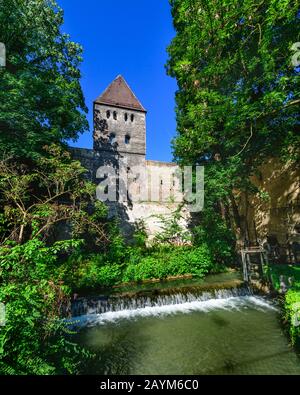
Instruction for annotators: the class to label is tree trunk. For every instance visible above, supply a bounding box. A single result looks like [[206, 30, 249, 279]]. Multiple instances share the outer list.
[[18, 213, 26, 244]]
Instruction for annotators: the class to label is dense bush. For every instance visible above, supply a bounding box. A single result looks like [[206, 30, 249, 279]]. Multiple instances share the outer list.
[[121, 244, 219, 283], [267, 265, 300, 348], [191, 205, 236, 267], [61, 253, 122, 290], [283, 290, 300, 347], [0, 239, 90, 374], [65, 240, 227, 289], [267, 265, 300, 291]]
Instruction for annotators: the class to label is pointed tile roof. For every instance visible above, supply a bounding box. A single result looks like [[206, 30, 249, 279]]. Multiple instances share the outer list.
[[94, 75, 146, 112]]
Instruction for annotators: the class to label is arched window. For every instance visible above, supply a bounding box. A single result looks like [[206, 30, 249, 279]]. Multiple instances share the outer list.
[[109, 133, 116, 145], [125, 135, 131, 145], [124, 113, 128, 122], [106, 110, 110, 119], [131, 114, 134, 122], [113, 111, 117, 120]]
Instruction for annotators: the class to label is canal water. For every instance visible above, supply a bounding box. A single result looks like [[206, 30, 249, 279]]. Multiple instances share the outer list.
[[73, 274, 300, 375]]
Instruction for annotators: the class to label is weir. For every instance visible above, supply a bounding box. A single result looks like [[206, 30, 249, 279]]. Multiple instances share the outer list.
[[74, 281, 299, 375], [71, 283, 252, 317]]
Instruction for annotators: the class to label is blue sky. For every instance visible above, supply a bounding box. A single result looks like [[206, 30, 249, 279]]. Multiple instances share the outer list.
[[58, 0, 177, 162]]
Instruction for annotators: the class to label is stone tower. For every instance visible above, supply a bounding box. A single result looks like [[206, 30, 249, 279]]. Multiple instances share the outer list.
[[93, 75, 147, 172], [71, 75, 189, 240]]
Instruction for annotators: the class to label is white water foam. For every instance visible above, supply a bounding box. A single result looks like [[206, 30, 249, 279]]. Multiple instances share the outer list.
[[69, 296, 278, 328]]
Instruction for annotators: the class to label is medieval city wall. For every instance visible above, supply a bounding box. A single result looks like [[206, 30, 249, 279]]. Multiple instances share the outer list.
[[238, 158, 300, 248], [70, 148, 190, 240]]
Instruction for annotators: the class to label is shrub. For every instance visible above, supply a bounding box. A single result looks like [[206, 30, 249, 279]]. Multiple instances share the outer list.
[[61, 253, 122, 290], [283, 290, 300, 347], [66, 242, 225, 290], [267, 265, 300, 291], [0, 239, 88, 374], [76, 259, 122, 289], [122, 257, 161, 283], [192, 211, 235, 266], [122, 244, 216, 283]]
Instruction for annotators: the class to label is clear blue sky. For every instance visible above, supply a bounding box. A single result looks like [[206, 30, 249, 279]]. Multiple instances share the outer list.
[[58, 0, 177, 162]]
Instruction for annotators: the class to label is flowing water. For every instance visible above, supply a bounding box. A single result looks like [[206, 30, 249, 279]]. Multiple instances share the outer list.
[[72, 274, 300, 375]]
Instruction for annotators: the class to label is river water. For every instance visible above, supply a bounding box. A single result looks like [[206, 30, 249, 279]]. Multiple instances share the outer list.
[[73, 274, 300, 375]]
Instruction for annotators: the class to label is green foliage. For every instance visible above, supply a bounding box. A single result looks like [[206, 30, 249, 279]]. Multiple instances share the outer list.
[[167, 0, 299, 242], [0, 0, 88, 160], [267, 265, 300, 291], [0, 0, 109, 375], [267, 264, 300, 347], [122, 244, 217, 283], [132, 220, 148, 248], [192, 209, 236, 265], [0, 146, 113, 374], [153, 208, 192, 245], [63, 239, 225, 290], [167, 0, 299, 167], [105, 221, 128, 265], [61, 253, 122, 290], [283, 289, 300, 347], [0, 144, 108, 247], [0, 238, 89, 374]]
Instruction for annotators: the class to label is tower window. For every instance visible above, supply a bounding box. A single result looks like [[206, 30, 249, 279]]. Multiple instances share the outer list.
[[109, 133, 116, 145], [113, 111, 117, 120], [124, 113, 128, 122], [131, 114, 134, 122], [125, 135, 131, 145], [106, 110, 110, 119]]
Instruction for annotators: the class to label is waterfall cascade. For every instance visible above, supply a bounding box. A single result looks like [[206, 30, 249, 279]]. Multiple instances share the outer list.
[[71, 284, 252, 317]]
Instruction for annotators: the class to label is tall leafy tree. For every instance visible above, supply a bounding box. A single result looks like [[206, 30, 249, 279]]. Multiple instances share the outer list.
[[0, 0, 88, 159], [0, 1, 98, 374], [167, 0, 299, 239]]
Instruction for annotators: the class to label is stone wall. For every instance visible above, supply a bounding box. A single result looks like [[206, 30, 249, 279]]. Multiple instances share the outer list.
[[93, 103, 146, 155], [69, 76, 192, 242], [237, 159, 300, 258], [70, 148, 190, 240]]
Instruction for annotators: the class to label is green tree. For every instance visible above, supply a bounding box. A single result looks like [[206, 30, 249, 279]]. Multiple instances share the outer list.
[[0, 145, 110, 374], [0, 144, 109, 247], [0, 238, 91, 374], [0, 0, 105, 374], [167, 0, 299, 240], [0, 0, 88, 160]]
